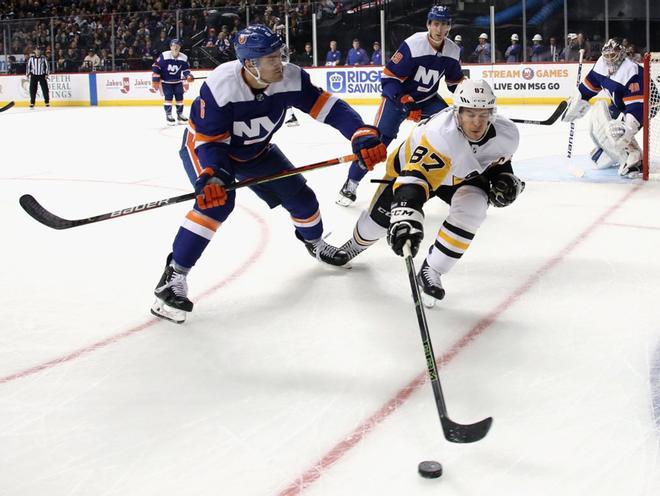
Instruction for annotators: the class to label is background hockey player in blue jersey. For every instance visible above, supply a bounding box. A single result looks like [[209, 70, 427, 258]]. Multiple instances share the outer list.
[[562, 38, 650, 177], [151, 25, 387, 324], [336, 5, 464, 206], [152, 39, 194, 125]]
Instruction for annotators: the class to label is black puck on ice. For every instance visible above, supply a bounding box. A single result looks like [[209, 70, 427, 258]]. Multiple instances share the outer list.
[[418, 460, 443, 479]]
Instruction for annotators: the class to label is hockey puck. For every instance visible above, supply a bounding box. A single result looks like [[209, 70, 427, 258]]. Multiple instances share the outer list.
[[418, 460, 443, 479]]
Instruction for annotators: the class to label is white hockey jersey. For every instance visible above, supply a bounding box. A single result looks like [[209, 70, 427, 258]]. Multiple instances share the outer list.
[[390, 108, 520, 198]]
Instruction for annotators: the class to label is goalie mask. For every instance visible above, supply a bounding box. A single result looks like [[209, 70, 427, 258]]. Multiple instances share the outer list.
[[601, 38, 626, 74]]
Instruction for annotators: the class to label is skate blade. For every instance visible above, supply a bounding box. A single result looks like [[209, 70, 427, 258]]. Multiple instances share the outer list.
[[421, 293, 437, 308], [151, 299, 187, 324], [335, 195, 355, 207], [166, 121, 176, 127]]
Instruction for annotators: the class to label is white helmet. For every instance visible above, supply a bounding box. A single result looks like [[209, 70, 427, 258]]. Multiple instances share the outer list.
[[601, 37, 626, 74], [478, 33, 488, 40], [453, 79, 497, 111], [454, 34, 462, 42], [532, 34, 542, 42], [511, 34, 519, 41]]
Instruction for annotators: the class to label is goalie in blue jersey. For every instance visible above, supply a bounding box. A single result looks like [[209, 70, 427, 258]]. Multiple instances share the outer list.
[[336, 5, 465, 206], [151, 25, 387, 323]]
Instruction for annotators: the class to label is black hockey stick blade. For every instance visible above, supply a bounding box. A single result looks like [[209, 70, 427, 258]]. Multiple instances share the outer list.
[[510, 100, 568, 125], [0, 101, 15, 113], [441, 415, 493, 444], [19, 192, 195, 230]]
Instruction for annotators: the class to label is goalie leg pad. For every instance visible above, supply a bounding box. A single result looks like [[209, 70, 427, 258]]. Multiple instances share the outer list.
[[589, 100, 627, 168]]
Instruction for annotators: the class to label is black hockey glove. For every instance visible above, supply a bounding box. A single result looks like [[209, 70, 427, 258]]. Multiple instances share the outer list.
[[387, 202, 425, 257], [488, 173, 525, 208]]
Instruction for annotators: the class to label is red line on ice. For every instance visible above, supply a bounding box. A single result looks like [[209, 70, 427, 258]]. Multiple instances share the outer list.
[[276, 184, 643, 496]]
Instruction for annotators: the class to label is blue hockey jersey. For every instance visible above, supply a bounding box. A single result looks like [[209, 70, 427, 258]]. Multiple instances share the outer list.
[[186, 60, 365, 168], [381, 32, 464, 104], [152, 50, 191, 84], [579, 56, 644, 125]]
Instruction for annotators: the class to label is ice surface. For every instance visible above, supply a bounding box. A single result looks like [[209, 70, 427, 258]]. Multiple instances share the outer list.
[[1, 104, 659, 496]]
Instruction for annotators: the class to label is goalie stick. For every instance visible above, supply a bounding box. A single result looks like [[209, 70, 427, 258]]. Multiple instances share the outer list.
[[402, 242, 492, 443], [567, 49, 585, 158], [509, 100, 568, 125], [0, 101, 15, 113], [20, 153, 357, 230]]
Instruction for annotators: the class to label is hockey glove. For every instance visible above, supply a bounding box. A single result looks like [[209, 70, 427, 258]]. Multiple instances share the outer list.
[[489, 173, 525, 208], [195, 167, 227, 209], [351, 125, 387, 171], [400, 94, 422, 122], [608, 114, 639, 146], [387, 202, 425, 257], [186, 75, 194, 83], [561, 96, 590, 122]]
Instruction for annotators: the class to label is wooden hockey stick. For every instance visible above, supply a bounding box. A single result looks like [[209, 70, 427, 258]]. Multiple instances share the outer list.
[[509, 100, 568, 125], [19, 154, 356, 230], [567, 49, 585, 158], [402, 242, 492, 443], [0, 101, 15, 113]]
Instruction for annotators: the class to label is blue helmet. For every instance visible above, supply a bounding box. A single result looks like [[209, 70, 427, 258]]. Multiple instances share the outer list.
[[170, 38, 182, 47], [233, 25, 284, 63], [427, 5, 452, 23]]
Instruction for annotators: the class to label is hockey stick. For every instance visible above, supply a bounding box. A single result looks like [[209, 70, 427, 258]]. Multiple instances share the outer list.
[[567, 49, 585, 158], [19, 153, 357, 230], [0, 101, 15, 113], [509, 100, 568, 125], [402, 242, 492, 443]]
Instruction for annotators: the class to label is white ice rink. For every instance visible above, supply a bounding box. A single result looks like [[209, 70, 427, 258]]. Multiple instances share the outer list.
[[1, 103, 660, 495]]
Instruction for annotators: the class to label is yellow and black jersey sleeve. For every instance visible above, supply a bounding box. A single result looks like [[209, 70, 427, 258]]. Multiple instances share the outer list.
[[392, 133, 452, 201]]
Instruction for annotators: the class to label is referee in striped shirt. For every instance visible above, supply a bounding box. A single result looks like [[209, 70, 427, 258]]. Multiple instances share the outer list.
[[26, 47, 50, 109]]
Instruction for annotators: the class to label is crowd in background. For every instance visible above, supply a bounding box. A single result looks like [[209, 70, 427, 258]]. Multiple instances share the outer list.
[[0, 1, 648, 75]]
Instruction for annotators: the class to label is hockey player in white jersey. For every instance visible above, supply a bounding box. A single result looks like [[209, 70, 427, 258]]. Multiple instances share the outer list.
[[338, 79, 525, 305]]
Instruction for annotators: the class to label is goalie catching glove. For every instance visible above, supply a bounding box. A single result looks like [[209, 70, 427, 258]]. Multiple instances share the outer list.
[[561, 96, 590, 122], [488, 173, 525, 208], [195, 167, 227, 209], [351, 125, 387, 171], [607, 113, 640, 145], [387, 201, 425, 257]]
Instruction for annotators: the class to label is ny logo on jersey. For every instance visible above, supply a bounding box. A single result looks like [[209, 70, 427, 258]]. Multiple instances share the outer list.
[[167, 64, 181, 74], [234, 115, 282, 145], [413, 67, 443, 88]]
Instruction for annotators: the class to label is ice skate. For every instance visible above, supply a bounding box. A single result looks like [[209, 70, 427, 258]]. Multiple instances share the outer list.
[[177, 113, 188, 123], [336, 178, 358, 206], [151, 255, 193, 324], [166, 113, 176, 126], [417, 259, 445, 308], [296, 231, 350, 267]]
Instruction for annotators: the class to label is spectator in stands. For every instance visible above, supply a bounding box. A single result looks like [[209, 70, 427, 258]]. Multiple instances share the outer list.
[[454, 34, 464, 61], [576, 32, 592, 60], [204, 28, 218, 48], [529, 34, 544, 62], [7, 55, 18, 75], [346, 38, 368, 66], [325, 40, 341, 66], [81, 48, 101, 71], [628, 43, 642, 63], [155, 31, 169, 53], [296, 41, 314, 66], [217, 32, 231, 56], [505, 34, 521, 63], [370, 41, 381, 65], [99, 48, 111, 71], [471, 33, 491, 63], [547, 36, 560, 62], [561, 33, 579, 61], [64, 47, 79, 72]]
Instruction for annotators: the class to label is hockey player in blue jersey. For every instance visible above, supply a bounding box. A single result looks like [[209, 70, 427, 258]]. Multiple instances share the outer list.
[[151, 25, 387, 323], [152, 39, 194, 125], [336, 5, 464, 206], [562, 38, 648, 177]]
